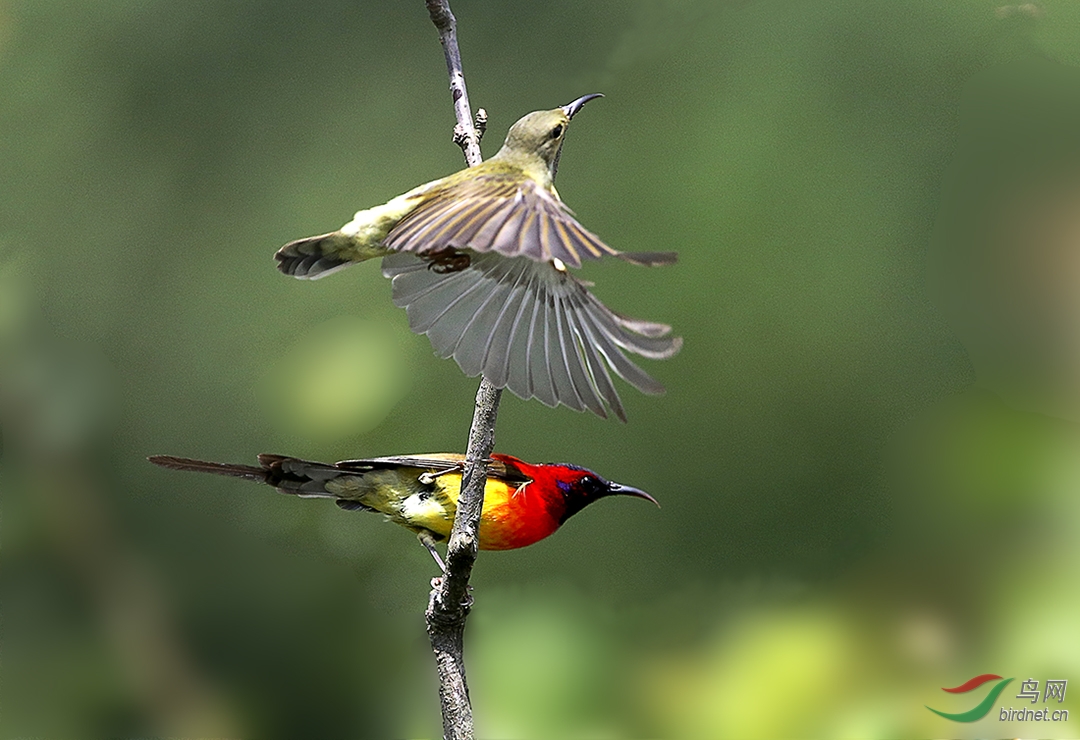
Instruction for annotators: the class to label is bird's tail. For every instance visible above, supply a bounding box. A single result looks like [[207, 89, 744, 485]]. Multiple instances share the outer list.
[[274, 232, 359, 279], [148, 455, 270, 482], [148, 454, 347, 499]]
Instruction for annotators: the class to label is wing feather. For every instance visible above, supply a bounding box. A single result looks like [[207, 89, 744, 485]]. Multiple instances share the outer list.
[[424, 270, 495, 358], [389, 198, 471, 249], [553, 292, 605, 417], [452, 259, 520, 376], [582, 300, 683, 359], [383, 172, 671, 267], [574, 304, 668, 396], [481, 263, 532, 388], [381, 252, 681, 420], [489, 207, 527, 256], [566, 299, 627, 421], [442, 197, 510, 246], [553, 219, 585, 263], [470, 200, 519, 247], [403, 268, 481, 335], [506, 272, 540, 401], [336, 454, 529, 485], [530, 283, 564, 409]]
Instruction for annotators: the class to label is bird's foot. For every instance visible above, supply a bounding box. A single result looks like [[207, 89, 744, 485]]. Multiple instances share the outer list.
[[418, 461, 466, 485], [417, 531, 447, 573]]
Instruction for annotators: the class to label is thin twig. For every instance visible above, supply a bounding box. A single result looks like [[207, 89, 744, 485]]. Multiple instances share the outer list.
[[426, 0, 483, 168], [423, 2, 503, 739]]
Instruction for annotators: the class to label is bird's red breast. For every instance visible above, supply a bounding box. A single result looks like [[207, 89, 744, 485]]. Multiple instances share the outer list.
[[431, 454, 573, 550]]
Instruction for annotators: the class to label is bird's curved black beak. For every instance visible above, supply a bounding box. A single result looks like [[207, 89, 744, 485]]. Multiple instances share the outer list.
[[607, 481, 659, 507], [561, 93, 604, 120]]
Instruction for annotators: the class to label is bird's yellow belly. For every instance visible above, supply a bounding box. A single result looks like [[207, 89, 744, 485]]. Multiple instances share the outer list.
[[414, 476, 544, 549], [396, 490, 454, 536]]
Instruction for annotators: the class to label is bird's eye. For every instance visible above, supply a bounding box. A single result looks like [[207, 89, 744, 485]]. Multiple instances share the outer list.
[[550, 124, 564, 139], [578, 476, 596, 490]]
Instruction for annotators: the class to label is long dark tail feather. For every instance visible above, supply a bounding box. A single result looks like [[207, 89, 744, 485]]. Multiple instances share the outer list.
[[148, 455, 270, 483], [616, 251, 678, 267], [149, 453, 352, 500], [274, 233, 354, 279]]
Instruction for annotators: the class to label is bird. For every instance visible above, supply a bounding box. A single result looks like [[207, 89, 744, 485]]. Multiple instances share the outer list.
[[274, 94, 681, 422], [148, 451, 657, 568]]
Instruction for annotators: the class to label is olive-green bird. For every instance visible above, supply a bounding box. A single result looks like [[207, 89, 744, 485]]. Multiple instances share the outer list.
[[275, 94, 681, 421]]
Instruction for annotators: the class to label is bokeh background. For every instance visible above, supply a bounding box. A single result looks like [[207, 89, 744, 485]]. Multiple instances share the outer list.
[[4, 1, 1080, 737]]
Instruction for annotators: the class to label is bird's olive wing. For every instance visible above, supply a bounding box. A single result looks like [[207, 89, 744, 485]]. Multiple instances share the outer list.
[[381, 252, 682, 422], [335, 455, 460, 471], [336, 453, 529, 485], [383, 173, 674, 268]]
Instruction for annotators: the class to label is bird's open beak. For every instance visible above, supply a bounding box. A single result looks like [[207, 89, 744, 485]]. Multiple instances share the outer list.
[[607, 482, 660, 507], [561, 93, 604, 120]]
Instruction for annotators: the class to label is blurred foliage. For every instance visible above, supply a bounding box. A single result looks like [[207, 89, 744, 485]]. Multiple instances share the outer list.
[[3, 0, 1080, 737]]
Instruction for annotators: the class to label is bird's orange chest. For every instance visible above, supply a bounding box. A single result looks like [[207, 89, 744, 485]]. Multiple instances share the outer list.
[[476, 478, 567, 550]]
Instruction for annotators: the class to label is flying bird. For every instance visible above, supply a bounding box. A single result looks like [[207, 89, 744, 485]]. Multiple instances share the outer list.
[[275, 94, 681, 421], [149, 451, 656, 568]]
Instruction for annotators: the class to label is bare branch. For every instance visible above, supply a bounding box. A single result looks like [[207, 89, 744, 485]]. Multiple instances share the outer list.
[[425, 380, 501, 740], [422, 2, 503, 739], [426, 0, 483, 167]]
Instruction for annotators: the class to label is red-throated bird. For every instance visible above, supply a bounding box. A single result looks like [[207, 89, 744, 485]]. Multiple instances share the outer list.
[[149, 452, 656, 567], [274, 94, 681, 422]]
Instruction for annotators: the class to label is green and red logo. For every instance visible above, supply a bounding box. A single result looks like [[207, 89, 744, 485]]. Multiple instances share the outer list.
[[926, 674, 1014, 722]]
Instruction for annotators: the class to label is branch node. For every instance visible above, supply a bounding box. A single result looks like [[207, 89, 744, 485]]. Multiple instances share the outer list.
[[474, 108, 487, 143], [425, 0, 455, 34], [452, 123, 469, 149]]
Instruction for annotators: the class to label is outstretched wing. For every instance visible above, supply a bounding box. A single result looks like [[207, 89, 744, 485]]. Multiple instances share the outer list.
[[381, 252, 682, 422], [383, 171, 675, 269]]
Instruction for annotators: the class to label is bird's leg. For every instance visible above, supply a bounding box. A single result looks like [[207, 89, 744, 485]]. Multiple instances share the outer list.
[[418, 531, 475, 607], [418, 463, 465, 485], [417, 531, 447, 573]]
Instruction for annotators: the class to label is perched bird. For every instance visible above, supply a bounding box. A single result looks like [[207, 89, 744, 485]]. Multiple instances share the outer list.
[[275, 94, 681, 422], [149, 451, 656, 567]]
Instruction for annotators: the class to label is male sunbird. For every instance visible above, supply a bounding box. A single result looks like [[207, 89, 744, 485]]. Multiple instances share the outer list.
[[275, 94, 681, 422], [149, 452, 656, 567]]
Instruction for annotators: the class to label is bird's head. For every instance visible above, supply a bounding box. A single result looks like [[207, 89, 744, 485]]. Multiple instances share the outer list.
[[499, 94, 604, 181], [547, 463, 658, 524]]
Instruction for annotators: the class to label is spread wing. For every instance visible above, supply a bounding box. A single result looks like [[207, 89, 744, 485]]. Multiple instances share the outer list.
[[383, 171, 675, 269], [381, 252, 682, 422]]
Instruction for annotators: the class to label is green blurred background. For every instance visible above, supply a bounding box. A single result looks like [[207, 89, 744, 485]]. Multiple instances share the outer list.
[[3, 1, 1080, 737]]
